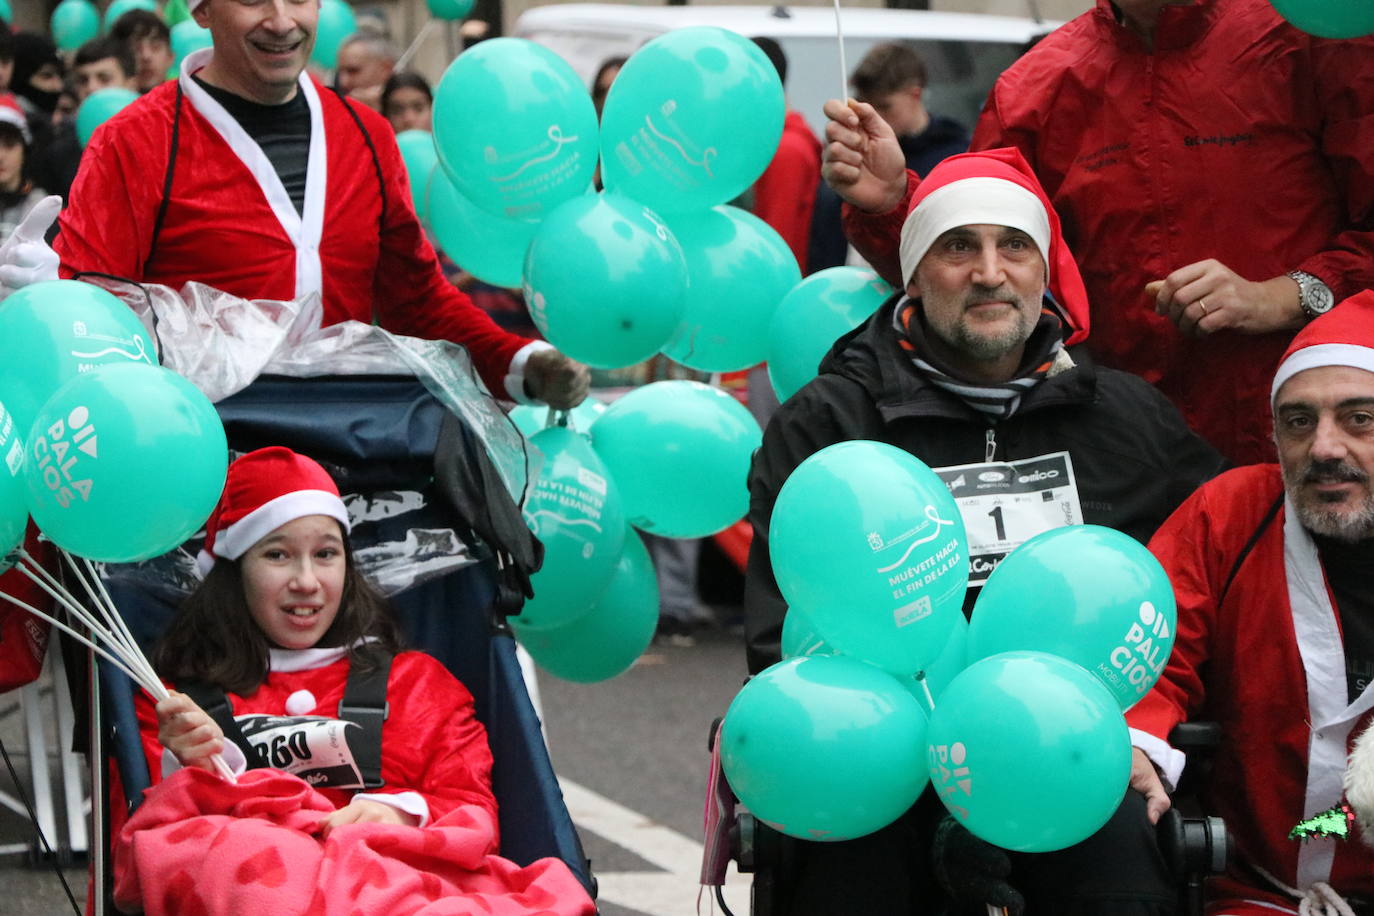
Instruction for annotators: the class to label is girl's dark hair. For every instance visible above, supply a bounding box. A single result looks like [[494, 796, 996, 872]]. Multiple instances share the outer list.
[[381, 70, 433, 116], [153, 539, 402, 695]]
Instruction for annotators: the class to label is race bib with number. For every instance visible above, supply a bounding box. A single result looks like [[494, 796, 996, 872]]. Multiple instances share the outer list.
[[236, 715, 365, 789], [933, 451, 1084, 586]]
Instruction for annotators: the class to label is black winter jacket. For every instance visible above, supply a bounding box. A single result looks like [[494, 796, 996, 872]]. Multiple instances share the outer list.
[[743, 303, 1228, 673]]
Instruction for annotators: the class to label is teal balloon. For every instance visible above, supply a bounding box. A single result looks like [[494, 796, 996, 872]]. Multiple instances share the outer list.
[[0, 399, 25, 571], [513, 528, 658, 682], [427, 0, 474, 19], [76, 87, 140, 148], [51, 0, 101, 51], [0, 0, 10, 24], [428, 168, 538, 288], [660, 206, 801, 372], [600, 27, 785, 213], [311, 0, 356, 70], [517, 426, 626, 630], [720, 655, 929, 842], [781, 604, 833, 659], [968, 525, 1177, 711], [0, 280, 156, 435], [1268, 0, 1374, 37], [169, 20, 213, 73], [395, 130, 439, 224], [434, 38, 599, 221], [927, 651, 1131, 852], [590, 381, 760, 538], [770, 441, 968, 675], [101, 0, 153, 33], [23, 363, 227, 563], [508, 398, 606, 439], [768, 267, 894, 402], [524, 193, 687, 368]]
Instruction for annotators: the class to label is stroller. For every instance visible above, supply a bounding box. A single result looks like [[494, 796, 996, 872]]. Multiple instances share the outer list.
[[86, 374, 596, 912]]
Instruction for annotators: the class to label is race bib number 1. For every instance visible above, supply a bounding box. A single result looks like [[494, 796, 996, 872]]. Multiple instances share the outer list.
[[933, 451, 1084, 586]]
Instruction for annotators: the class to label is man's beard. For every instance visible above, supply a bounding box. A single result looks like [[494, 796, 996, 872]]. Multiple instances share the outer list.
[[938, 285, 1039, 363], [1282, 457, 1374, 542]]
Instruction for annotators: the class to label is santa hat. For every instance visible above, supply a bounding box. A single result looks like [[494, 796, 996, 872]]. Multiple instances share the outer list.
[[196, 447, 351, 576], [899, 147, 1090, 346], [1270, 290, 1374, 404], [0, 96, 31, 145]]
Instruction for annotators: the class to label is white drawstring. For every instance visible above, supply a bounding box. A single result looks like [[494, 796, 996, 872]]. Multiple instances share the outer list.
[[1253, 864, 1358, 916], [1297, 882, 1358, 916]]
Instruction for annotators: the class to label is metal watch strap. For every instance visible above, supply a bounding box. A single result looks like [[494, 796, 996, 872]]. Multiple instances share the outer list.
[[1288, 270, 1333, 320]]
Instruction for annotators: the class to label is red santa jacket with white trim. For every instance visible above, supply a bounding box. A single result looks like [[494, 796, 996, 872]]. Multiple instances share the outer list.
[[133, 649, 497, 832], [55, 51, 532, 399], [1129, 465, 1374, 903]]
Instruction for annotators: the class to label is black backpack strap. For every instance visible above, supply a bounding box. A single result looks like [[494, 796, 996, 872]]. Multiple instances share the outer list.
[[1218, 491, 1285, 606], [338, 648, 394, 789], [147, 78, 184, 269], [329, 87, 387, 237], [177, 679, 261, 771]]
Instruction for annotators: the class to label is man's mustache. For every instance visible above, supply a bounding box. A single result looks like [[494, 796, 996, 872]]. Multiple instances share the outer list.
[[1302, 459, 1368, 485], [963, 286, 1017, 308]]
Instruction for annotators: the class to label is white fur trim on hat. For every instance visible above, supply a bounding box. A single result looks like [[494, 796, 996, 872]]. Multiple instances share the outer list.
[[0, 105, 30, 144], [1271, 343, 1374, 403], [195, 489, 350, 576], [899, 176, 1052, 290]]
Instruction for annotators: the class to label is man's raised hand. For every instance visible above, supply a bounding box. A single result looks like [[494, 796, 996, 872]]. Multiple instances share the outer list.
[[820, 99, 908, 214]]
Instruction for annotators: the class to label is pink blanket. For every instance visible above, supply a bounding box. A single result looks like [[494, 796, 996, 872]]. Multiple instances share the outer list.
[[114, 768, 597, 916]]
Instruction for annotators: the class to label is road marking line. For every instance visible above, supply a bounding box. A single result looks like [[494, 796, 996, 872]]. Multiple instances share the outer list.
[[559, 778, 750, 914]]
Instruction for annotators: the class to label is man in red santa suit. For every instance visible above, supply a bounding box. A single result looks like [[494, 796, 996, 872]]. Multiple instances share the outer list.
[[1128, 291, 1374, 914], [36, 0, 589, 409]]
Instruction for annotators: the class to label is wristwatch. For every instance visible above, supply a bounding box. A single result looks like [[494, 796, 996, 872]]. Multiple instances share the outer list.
[[1287, 270, 1334, 321]]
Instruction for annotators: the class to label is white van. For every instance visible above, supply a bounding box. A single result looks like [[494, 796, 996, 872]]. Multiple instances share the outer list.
[[513, 4, 1057, 139]]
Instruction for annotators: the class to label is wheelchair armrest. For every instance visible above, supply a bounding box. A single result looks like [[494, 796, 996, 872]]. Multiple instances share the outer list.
[[1168, 721, 1221, 752], [1157, 808, 1230, 879]]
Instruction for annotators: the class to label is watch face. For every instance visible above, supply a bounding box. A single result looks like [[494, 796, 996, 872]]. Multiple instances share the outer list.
[[1311, 283, 1335, 314]]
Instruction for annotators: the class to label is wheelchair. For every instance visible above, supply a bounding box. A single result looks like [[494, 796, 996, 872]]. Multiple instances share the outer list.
[[81, 375, 597, 912], [706, 716, 1229, 916]]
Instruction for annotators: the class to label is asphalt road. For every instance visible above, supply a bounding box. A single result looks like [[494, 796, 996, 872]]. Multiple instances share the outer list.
[[539, 625, 754, 916]]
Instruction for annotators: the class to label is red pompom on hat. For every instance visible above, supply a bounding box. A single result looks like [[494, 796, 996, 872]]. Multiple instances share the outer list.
[[196, 447, 351, 576], [898, 147, 1090, 347], [1271, 290, 1374, 404]]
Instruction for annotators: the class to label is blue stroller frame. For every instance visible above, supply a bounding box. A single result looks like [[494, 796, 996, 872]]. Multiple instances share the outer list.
[[92, 375, 595, 911]]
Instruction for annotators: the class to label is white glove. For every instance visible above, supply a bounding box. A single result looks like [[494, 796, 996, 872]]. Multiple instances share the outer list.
[[0, 195, 62, 298]]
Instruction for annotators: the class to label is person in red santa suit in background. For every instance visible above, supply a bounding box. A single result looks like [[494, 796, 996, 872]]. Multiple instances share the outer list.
[[1129, 291, 1374, 914], [0, 0, 588, 410], [822, 0, 1374, 467]]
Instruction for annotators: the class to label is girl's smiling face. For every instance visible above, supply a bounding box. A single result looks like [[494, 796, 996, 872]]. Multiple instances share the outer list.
[[240, 514, 345, 650]]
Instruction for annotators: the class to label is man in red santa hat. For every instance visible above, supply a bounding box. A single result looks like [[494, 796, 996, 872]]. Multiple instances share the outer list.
[[1130, 290, 1374, 914], [744, 148, 1224, 914], [4, 0, 588, 410]]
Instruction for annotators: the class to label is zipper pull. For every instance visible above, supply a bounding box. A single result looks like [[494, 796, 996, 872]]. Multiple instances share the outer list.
[[985, 427, 996, 463]]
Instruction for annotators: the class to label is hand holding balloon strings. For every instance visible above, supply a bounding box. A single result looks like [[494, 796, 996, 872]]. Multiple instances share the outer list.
[[0, 548, 237, 782]]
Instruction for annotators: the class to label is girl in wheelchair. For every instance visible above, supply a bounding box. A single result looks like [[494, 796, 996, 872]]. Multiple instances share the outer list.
[[115, 446, 594, 915]]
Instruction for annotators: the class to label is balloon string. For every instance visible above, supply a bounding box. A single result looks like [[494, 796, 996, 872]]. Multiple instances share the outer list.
[[832, 0, 848, 102], [395, 18, 437, 73], [917, 673, 936, 712], [0, 588, 157, 695], [7, 551, 237, 783]]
